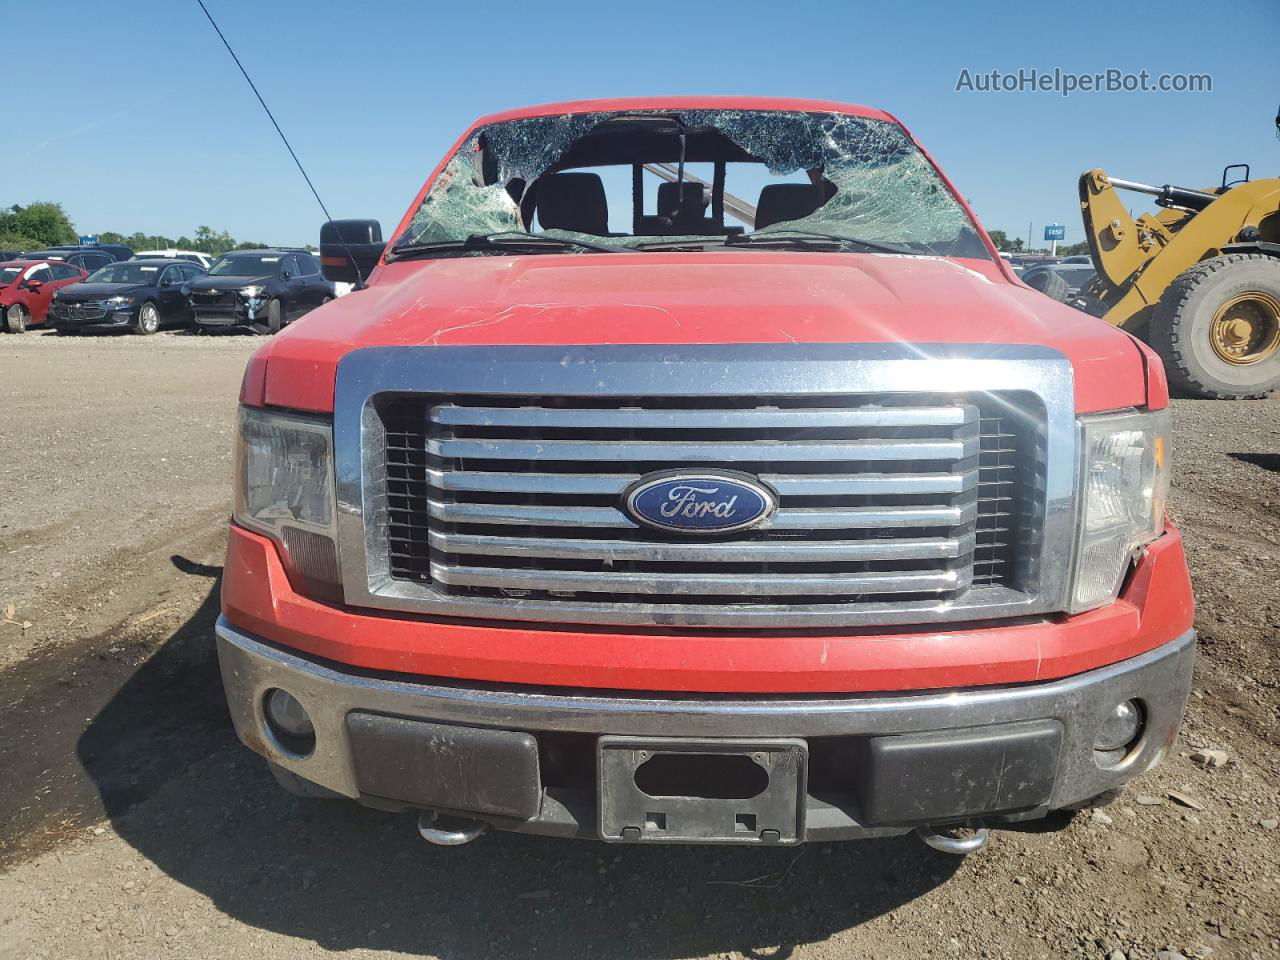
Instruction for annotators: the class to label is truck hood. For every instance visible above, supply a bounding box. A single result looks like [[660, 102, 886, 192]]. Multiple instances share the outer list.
[[255, 252, 1152, 413]]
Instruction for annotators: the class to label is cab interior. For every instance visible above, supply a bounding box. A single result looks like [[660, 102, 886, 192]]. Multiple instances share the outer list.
[[477, 115, 838, 238]]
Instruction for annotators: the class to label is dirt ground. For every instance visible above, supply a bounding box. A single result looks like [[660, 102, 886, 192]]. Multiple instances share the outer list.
[[0, 331, 1278, 960]]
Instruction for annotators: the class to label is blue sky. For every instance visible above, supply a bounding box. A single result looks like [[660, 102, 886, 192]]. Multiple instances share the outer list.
[[6, 0, 1278, 249]]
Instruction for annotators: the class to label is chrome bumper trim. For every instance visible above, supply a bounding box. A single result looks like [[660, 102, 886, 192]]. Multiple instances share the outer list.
[[217, 615, 1195, 830]]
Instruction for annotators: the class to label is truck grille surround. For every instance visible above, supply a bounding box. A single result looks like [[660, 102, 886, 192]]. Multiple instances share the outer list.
[[334, 345, 1076, 629]]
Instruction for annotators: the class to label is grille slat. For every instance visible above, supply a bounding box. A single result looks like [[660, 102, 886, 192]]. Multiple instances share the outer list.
[[422, 499, 975, 530], [428, 563, 968, 597], [431, 404, 970, 430], [426, 437, 979, 463], [425, 530, 975, 563], [418, 468, 974, 498], [378, 393, 1030, 613]]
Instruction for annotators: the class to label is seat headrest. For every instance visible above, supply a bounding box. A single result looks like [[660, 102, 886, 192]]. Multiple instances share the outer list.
[[656, 181, 709, 218], [536, 173, 609, 235], [755, 184, 826, 230]]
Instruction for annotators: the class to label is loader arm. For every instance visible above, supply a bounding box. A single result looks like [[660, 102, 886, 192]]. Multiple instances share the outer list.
[[1081, 168, 1280, 331]]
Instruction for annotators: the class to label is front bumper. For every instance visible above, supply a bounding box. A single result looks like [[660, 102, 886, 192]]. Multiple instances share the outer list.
[[217, 618, 1195, 842], [193, 300, 262, 327], [50, 307, 133, 330]]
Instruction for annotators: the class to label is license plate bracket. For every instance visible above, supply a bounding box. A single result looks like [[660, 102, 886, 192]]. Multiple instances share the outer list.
[[598, 737, 807, 844]]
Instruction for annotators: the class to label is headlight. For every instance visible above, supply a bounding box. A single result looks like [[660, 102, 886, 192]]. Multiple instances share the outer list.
[[240, 285, 264, 299], [234, 406, 342, 602], [105, 295, 135, 306], [1067, 408, 1171, 613]]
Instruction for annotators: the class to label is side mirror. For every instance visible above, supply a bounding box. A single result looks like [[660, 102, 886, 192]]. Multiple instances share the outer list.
[[280, 270, 293, 280], [320, 219, 384, 285], [25, 279, 43, 291]]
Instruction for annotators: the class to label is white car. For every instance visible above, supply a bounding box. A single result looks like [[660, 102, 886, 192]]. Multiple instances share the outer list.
[[132, 249, 215, 270]]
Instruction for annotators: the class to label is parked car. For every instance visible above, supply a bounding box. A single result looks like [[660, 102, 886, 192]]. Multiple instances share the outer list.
[[188, 249, 332, 333], [131, 249, 216, 270], [1060, 255, 1094, 265], [1, 259, 90, 332], [48, 258, 207, 335], [22, 245, 130, 273], [0, 249, 22, 261], [218, 97, 1192, 853]]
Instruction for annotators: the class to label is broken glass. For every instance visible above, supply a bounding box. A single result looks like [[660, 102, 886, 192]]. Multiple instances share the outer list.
[[394, 108, 984, 258]]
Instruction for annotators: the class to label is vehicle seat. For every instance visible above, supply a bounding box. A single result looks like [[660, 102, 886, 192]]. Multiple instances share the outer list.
[[658, 181, 714, 233], [755, 184, 828, 229], [535, 173, 610, 235]]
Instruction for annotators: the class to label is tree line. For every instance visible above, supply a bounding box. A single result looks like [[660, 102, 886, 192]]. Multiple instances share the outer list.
[[987, 228, 1090, 257], [0, 202, 275, 257]]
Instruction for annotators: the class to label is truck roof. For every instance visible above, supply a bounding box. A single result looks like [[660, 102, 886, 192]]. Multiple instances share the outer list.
[[472, 96, 898, 127]]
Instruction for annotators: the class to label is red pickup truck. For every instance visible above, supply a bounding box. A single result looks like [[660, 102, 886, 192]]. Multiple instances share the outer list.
[[216, 97, 1195, 853]]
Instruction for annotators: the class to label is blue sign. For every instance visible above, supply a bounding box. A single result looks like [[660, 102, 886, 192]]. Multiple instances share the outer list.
[[1044, 224, 1066, 241], [625, 472, 776, 535], [78, 235, 98, 246]]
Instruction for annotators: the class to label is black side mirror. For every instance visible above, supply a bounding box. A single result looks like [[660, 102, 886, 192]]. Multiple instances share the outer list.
[[280, 270, 293, 280], [320, 219, 384, 285]]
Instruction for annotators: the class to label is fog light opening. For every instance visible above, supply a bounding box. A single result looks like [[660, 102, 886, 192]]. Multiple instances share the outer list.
[[263, 688, 316, 757], [1093, 698, 1145, 767]]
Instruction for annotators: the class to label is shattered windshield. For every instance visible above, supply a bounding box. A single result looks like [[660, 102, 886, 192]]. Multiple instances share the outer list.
[[393, 109, 989, 260], [209, 254, 280, 277], [86, 263, 161, 284]]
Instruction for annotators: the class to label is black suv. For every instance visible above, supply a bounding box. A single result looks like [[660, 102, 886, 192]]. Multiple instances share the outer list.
[[188, 249, 333, 333], [50, 259, 207, 334], [24, 245, 133, 273]]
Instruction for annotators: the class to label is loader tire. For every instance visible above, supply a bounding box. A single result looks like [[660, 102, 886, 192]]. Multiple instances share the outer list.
[[1150, 254, 1280, 399], [1027, 269, 1070, 302]]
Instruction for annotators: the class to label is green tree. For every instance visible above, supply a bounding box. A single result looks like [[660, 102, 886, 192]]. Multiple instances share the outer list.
[[17, 204, 277, 258], [1056, 241, 1091, 257], [0, 202, 77, 246], [0, 230, 43, 251], [191, 225, 237, 256], [986, 229, 1026, 253]]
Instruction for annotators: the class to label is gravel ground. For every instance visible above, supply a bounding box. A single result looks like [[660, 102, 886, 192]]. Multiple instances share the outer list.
[[0, 331, 1278, 960]]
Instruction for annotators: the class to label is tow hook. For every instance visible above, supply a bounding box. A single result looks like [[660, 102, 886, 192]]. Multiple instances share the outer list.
[[417, 810, 489, 846], [913, 822, 990, 855]]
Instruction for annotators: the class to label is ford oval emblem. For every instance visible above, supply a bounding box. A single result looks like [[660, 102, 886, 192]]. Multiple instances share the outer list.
[[624, 471, 777, 535]]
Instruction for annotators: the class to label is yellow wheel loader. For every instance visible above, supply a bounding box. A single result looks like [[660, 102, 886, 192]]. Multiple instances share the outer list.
[[1069, 118, 1280, 398]]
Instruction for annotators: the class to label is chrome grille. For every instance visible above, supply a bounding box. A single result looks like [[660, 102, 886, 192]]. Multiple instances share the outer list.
[[379, 395, 1024, 609], [335, 344, 1075, 629], [973, 415, 1018, 587], [57, 301, 107, 321]]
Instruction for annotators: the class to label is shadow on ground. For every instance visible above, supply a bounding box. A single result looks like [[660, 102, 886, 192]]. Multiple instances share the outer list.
[[56, 557, 963, 959], [1229, 451, 1280, 474]]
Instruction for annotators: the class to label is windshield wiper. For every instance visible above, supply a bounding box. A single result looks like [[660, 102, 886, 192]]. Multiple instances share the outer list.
[[724, 230, 921, 255], [387, 232, 617, 261], [635, 230, 921, 255]]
